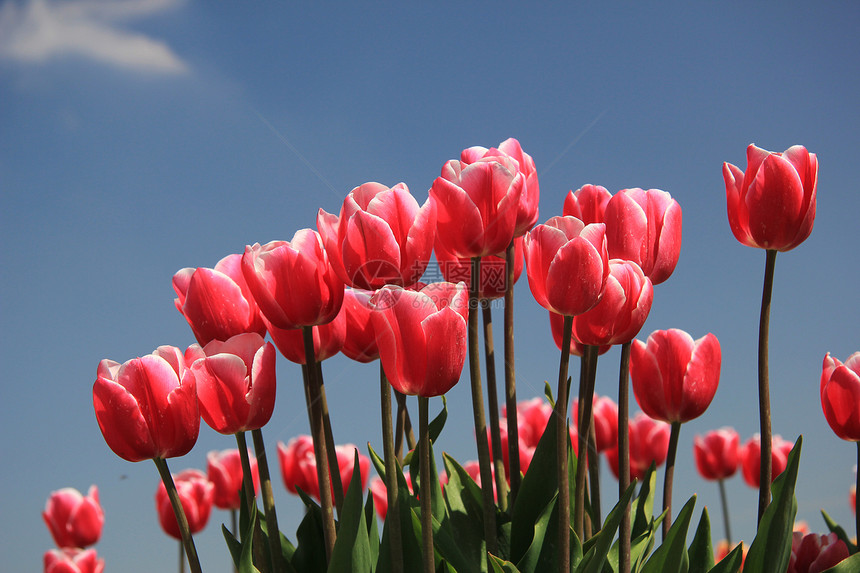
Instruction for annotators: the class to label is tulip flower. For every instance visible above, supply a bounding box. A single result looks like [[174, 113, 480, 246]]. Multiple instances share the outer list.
[[370, 282, 468, 397], [603, 187, 682, 285], [430, 155, 523, 258], [606, 412, 671, 481], [207, 449, 259, 510], [277, 436, 370, 501], [524, 215, 609, 317], [460, 138, 539, 237], [263, 310, 346, 365], [317, 182, 436, 290], [723, 144, 818, 252], [787, 532, 849, 573], [44, 548, 104, 573], [548, 311, 611, 356], [739, 434, 794, 488], [190, 333, 276, 435], [563, 184, 612, 225], [43, 486, 104, 549], [694, 428, 740, 481], [339, 287, 379, 362], [241, 229, 344, 330], [820, 352, 860, 441], [93, 345, 201, 462], [630, 329, 721, 424], [573, 395, 619, 454], [172, 253, 266, 345], [155, 469, 214, 540], [434, 236, 524, 300]]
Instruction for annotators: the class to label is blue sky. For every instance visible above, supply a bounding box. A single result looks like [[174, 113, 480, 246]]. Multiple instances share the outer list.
[[1, 1, 858, 570]]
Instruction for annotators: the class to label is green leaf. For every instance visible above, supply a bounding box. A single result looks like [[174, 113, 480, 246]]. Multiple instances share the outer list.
[[365, 493, 380, 570], [328, 450, 374, 573], [822, 509, 858, 554], [544, 381, 556, 408], [408, 425, 448, 527], [744, 436, 802, 573], [821, 551, 860, 572], [687, 507, 714, 573], [429, 395, 448, 444], [442, 454, 488, 570], [640, 494, 697, 573], [631, 464, 657, 539], [291, 489, 328, 573], [375, 453, 423, 573], [577, 482, 635, 573], [490, 553, 522, 573], [706, 542, 743, 573], [515, 494, 558, 573]]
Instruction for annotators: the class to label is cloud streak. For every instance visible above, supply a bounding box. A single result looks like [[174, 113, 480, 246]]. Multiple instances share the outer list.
[[0, 0, 188, 74]]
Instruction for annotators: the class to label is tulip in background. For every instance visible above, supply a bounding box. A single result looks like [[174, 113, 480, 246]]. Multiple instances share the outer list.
[[277, 435, 370, 502], [606, 412, 671, 482], [172, 253, 266, 346], [207, 449, 259, 511], [44, 548, 104, 573], [155, 469, 214, 540], [339, 287, 380, 362], [563, 183, 612, 225], [434, 236, 524, 300], [787, 532, 849, 573], [694, 427, 740, 544], [264, 310, 346, 365], [43, 486, 104, 549], [739, 433, 794, 488]]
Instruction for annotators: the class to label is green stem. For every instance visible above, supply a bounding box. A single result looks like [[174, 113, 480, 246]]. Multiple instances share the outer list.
[[419, 396, 435, 573], [618, 342, 632, 573], [393, 390, 416, 457], [252, 428, 286, 573], [555, 314, 574, 573], [153, 457, 202, 573], [236, 431, 267, 569], [757, 249, 777, 524], [179, 540, 185, 573], [316, 360, 345, 517], [662, 421, 682, 540], [380, 364, 404, 573], [482, 301, 509, 510], [469, 257, 497, 562], [301, 326, 336, 561], [574, 345, 598, 540], [503, 240, 521, 505], [587, 417, 601, 530], [718, 478, 732, 545]]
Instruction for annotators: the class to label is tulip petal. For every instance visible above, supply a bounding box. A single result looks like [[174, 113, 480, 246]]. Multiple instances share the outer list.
[[419, 306, 467, 396], [545, 236, 605, 316], [93, 377, 155, 462], [746, 153, 805, 250], [342, 210, 402, 288]]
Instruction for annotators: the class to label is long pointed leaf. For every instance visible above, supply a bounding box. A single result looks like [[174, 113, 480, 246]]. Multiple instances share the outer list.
[[578, 482, 635, 573], [328, 450, 373, 573], [640, 494, 696, 573], [688, 507, 715, 573]]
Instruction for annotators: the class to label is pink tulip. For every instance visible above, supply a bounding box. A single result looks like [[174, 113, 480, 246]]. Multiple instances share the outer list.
[[278, 436, 370, 502], [606, 412, 671, 481], [723, 144, 818, 252], [155, 469, 214, 539], [461, 138, 539, 237], [820, 352, 860, 441], [190, 333, 276, 434], [524, 216, 609, 317], [604, 187, 682, 284], [370, 471, 414, 521], [172, 253, 266, 345], [43, 486, 104, 549], [241, 229, 344, 330], [430, 155, 524, 258], [563, 184, 612, 225], [787, 532, 849, 573], [317, 182, 436, 289], [572, 395, 619, 454], [264, 308, 346, 364], [434, 236, 524, 300], [693, 428, 740, 481], [548, 311, 611, 357], [739, 434, 794, 488], [207, 449, 259, 510], [370, 282, 469, 397], [339, 288, 379, 362], [44, 548, 104, 573], [93, 345, 201, 462], [630, 329, 721, 423]]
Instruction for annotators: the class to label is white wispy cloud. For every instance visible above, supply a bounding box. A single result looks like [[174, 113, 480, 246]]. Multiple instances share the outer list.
[[0, 0, 188, 74]]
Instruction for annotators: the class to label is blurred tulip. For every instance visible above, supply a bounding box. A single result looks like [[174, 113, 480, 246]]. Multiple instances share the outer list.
[[241, 229, 344, 330], [155, 469, 214, 540], [430, 155, 523, 258], [93, 345, 201, 462], [190, 333, 276, 434], [317, 182, 436, 290], [339, 288, 379, 362], [43, 486, 104, 549], [370, 282, 468, 397], [44, 548, 104, 573], [630, 329, 721, 423], [278, 436, 370, 502], [172, 253, 266, 345], [714, 541, 746, 566], [787, 532, 849, 573], [820, 352, 860, 441], [461, 138, 539, 237], [524, 216, 609, 317], [434, 236, 524, 300], [723, 144, 818, 252], [606, 412, 671, 481], [693, 428, 740, 481], [604, 187, 682, 284], [207, 449, 259, 510], [563, 184, 612, 225], [572, 395, 619, 453], [369, 472, 413, 521], [739, 434, 794, 488], [264, 309, 346, 364]]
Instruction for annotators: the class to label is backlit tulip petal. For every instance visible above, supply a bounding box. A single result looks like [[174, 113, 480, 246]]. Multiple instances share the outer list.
[[207, 449, 259, 510], [155, 469, 214, 539], [43, 486, 104, 549], [693, 428, 740, 481], [820, 352, 860, 441]]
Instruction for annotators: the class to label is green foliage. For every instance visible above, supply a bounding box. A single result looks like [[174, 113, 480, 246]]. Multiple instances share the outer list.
[[687, 508, 715, 573], [328, 450, 374, 573], [822, 509, 858, 554]]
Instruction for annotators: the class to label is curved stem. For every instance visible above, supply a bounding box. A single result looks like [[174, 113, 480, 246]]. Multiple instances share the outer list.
[[482, 301, 509, 510], [718, 478, 732, 545], [301, 326, 336, 561], [419, 396, 435, 573], [469, 257, 497, 562], [574, 345, 598, 540], [153, 457, 202, 573], [252, 428, 286, 573], [380, 364, 404, 573], [555, 314, 574, 573], [618, 342, 632, 573], [316, 360, 344, 517], [662, 421, 682, 540], [504, 240, 521, 504], [757, 249, 777, 523], [234, 432, 257, 527]]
